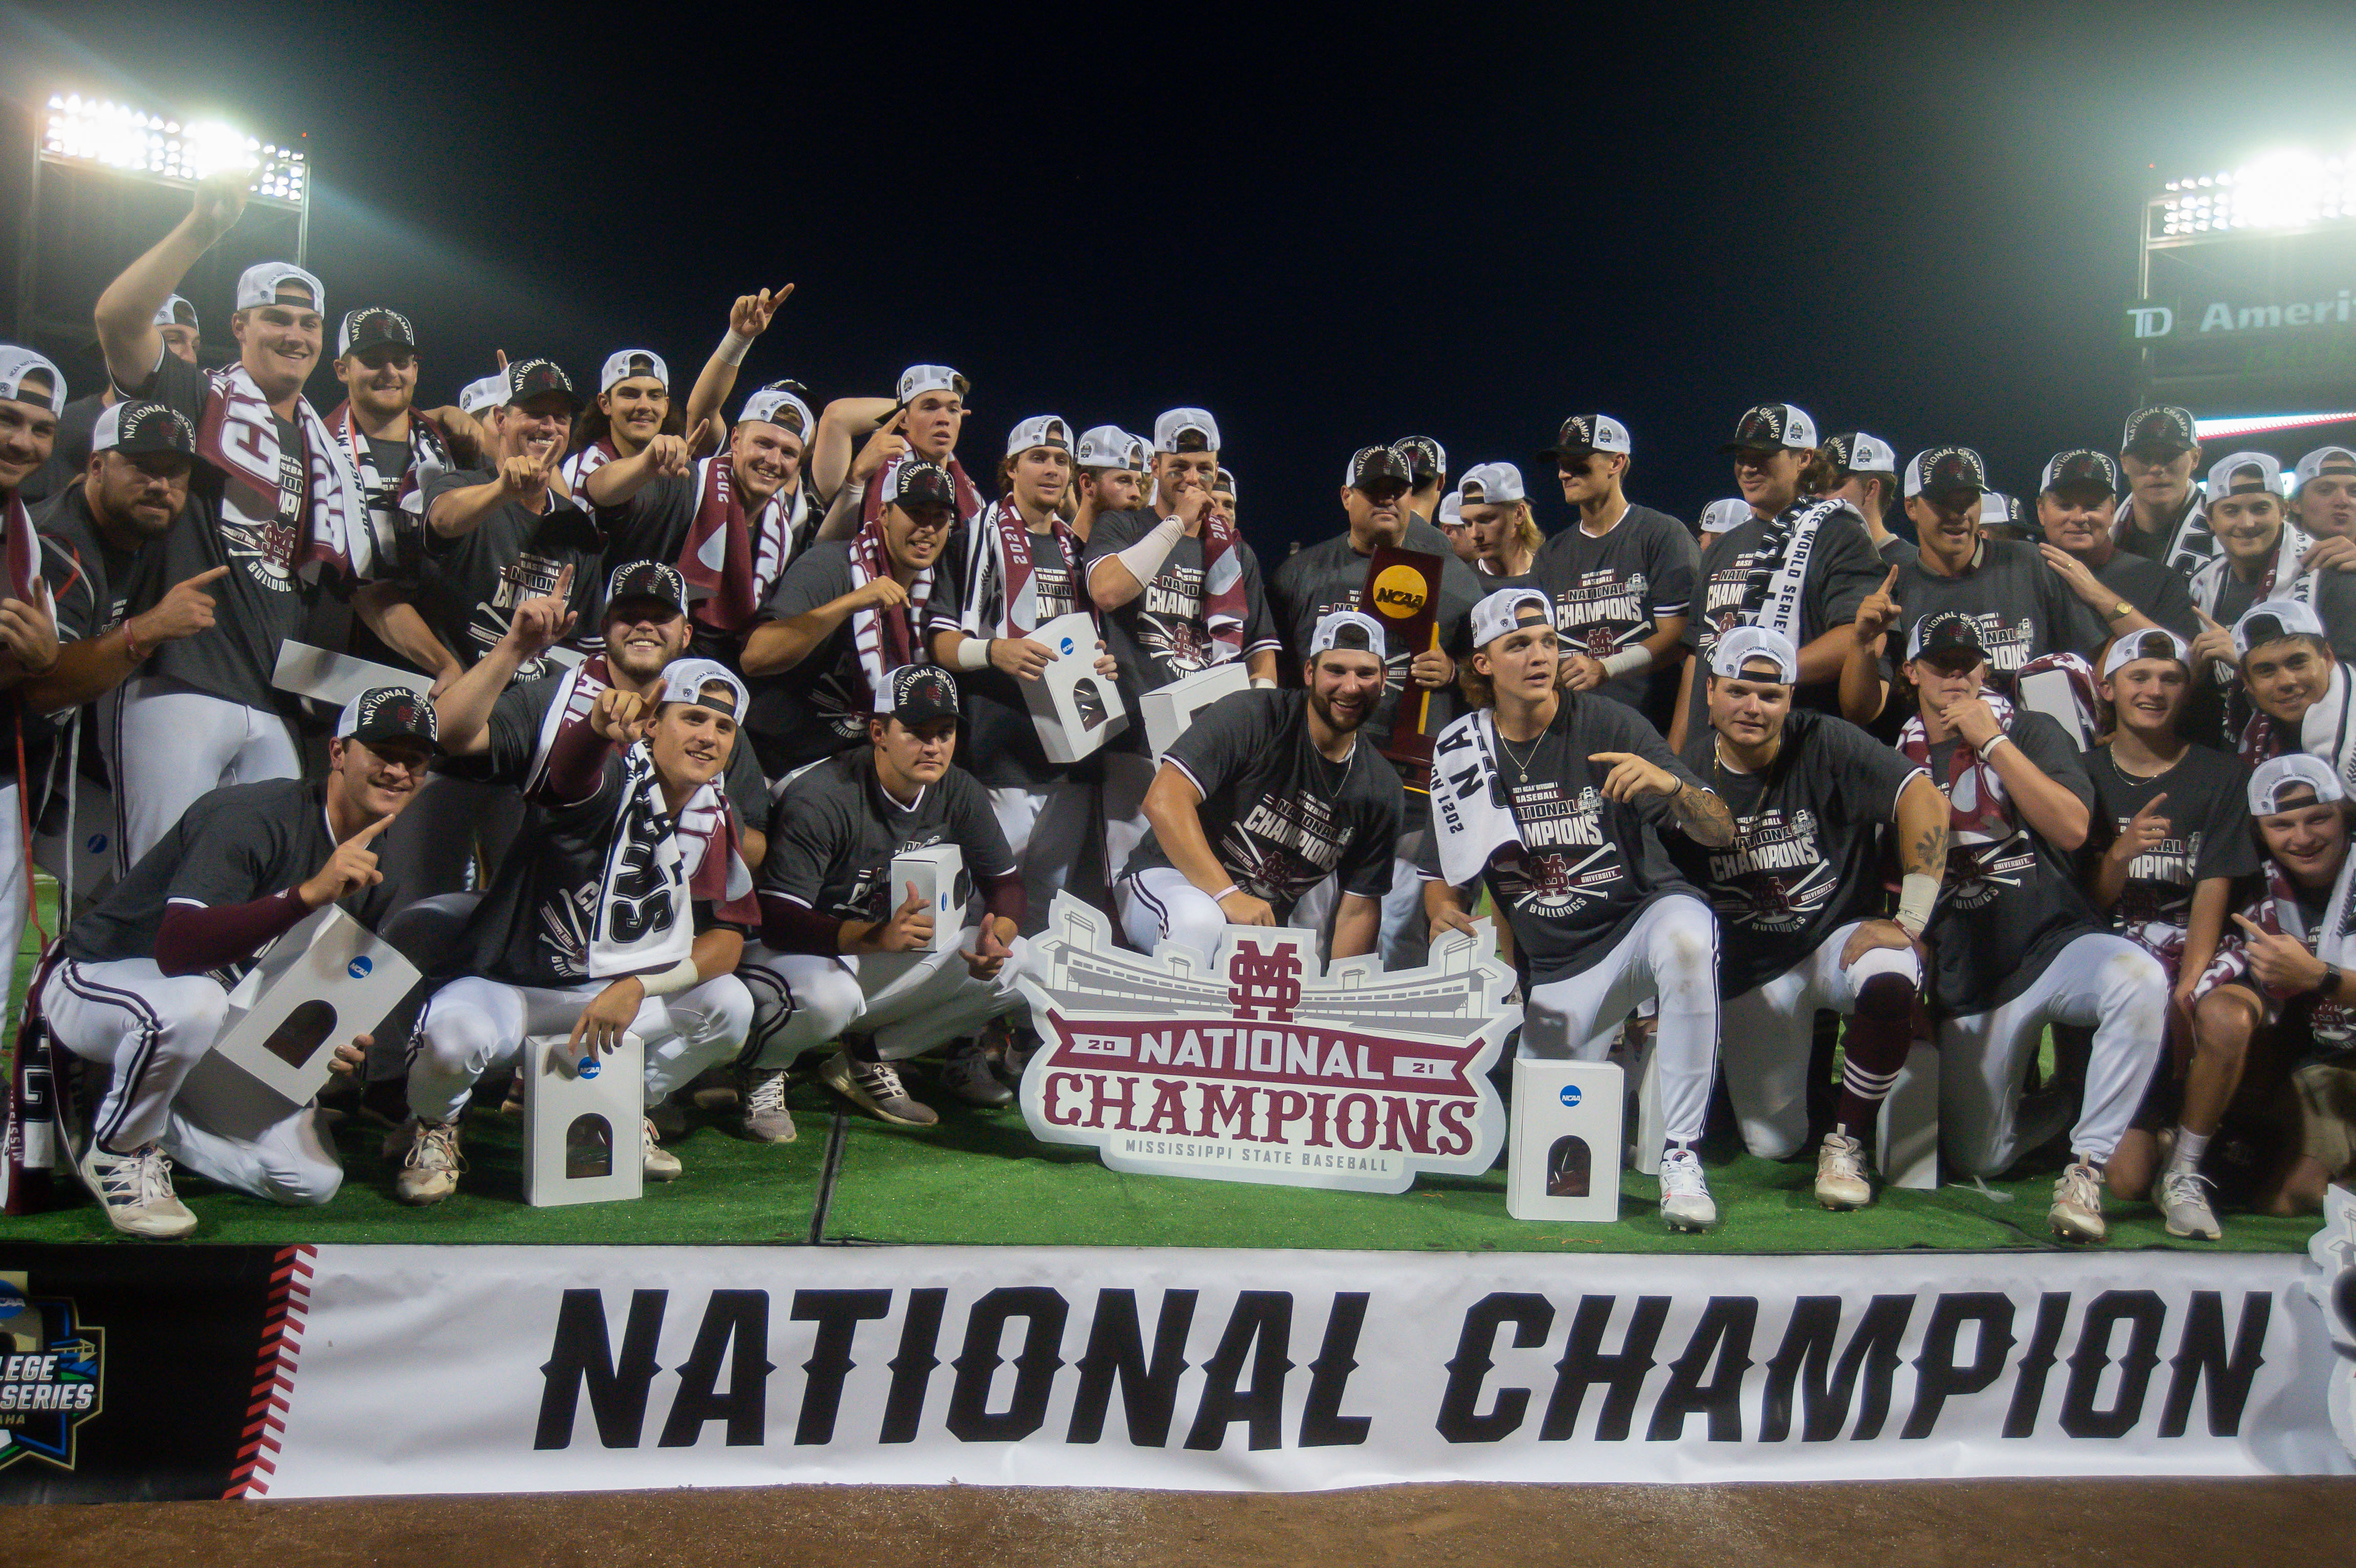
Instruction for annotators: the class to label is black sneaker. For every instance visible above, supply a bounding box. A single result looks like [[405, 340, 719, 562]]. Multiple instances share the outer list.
[[818, 1051, 939, 1127]]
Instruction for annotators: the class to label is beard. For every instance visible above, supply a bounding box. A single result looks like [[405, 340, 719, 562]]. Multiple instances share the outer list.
[[1309, 687, 1372, 736]]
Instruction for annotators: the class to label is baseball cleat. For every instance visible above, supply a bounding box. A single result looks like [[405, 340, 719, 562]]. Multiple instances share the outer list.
[[642, 1119, 682, 1181], [1658, 1146, 1718, 1231], [939, 1041, 1013, 1108], [739, 1067, 798, 1143], [394, 1119, 464, 1205], [78, 1142, 196, 1240], [2159, 1169, 2222, 1240], [819, 1051, 938, 1127], [1814, 1132, 1875, 1210], [2049, 1161, 2108, 1244]]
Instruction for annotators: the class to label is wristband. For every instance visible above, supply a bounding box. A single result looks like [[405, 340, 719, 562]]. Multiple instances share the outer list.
[[1111, 514, 1186, 587], [955, 636, 993, 671], [1974, 731, 2011, 762], [1599, 645, 1654, 679], [715, 329, 754, 367], [636, 958, 701, 997], [1250, 677, 1277, 690], [1210, 884, 1239, 902], [1895, 872, 1939, 938], [120, 619, 147, 664]]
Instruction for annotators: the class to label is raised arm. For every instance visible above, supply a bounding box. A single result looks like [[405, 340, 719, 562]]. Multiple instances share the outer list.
[[810, 396, 901, 500], [680, 287, 792, 456], [431, 566, 576, 753], [95, 175, 246, 391]]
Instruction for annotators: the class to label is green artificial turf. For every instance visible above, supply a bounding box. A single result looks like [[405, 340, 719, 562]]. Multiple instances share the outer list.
[[0, 873, 2325, 1255]]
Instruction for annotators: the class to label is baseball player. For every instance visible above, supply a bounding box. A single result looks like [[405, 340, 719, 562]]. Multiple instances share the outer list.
[[925, 417, 1118, 939], [1674, 404, 1884, 750], [1669, 625, 1950, 1209], [810, 365, 981, 537], [395, 660, 760, 1202], [1437, 488, 1477, 566], [1084, 407, 1284, 883], [2079, 628, 2258, 1239], [2226, 599, 2356, 787], [1422, 588, 1737, 1231], [1116, 610, 1406, 963], [2116, 406, 2211, 576], [585, 382, 816, 659], [738, 455, 958, 780], [740, 666, 1025, 1131], [2293, 443, 2356, 548], [0, 348, 68, 990], [2216, 755, 2356, 1217], [17, 296, 198, 506], [32, 688, 433, 1235], [1453, 462, 1540, 580], [1396, 435, 1448, 525], [1267, 447, 1477, 963], [1816, 432, 1906, 562], [1530, 414, 1694, 724], [563, 349, 676, 496], [1897, 612, 2167, 1243], [1693, 497, 1750, 549], [2036, 449, 2198, 639], [1213, 468, 1240, 528], [1071, 426, 1148, 545], [90, 178, 374, 866]]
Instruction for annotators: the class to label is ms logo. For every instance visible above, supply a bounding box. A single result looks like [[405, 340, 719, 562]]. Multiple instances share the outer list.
[[1227, 940, 1303, 1022]]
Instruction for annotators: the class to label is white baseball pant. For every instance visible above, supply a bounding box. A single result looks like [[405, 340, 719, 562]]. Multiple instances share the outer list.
[[112, 677, 300, 869], [1116, 865, 1227, 958], [162, 1051, 344, 1206], [741, 932, 1017, 1065], [1937, 931, 2167, 1174], [1721, 921, 1922, 1159], [1287, 828, 1432, 970], [408, 973, 755, 1125], [37, 957, 229, 1154], [990, 778, 1101, 937], [1520, 893, 1721, 1147], [0, 782, 29, 1024], [1099, 751, 1157, 890]]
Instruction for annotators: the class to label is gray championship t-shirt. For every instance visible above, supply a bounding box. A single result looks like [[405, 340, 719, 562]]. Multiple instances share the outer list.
[[414, 468, 603, 682], [2079, 742, 2257, 961], [1530, 501, 1696, 720], [1120, 688, 1405, 922], [1685, 507, 1885, 738], [1080, 508, 1282, 752], [921, 517, 1090, 791], [760, 750, 1015, 924], [1887, 540, 2109, 697], [1672, 708, 1926, 998], [745, 543, 939, 780]]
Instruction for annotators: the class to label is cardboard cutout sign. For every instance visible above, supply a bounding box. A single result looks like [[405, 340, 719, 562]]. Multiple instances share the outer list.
[[272, 641, 434, 708], [1014, 894, 1517, 1193], [209, 908, 422, 1107], [1141, 661, 1251, 762], [1021, 611, 1129, 764]]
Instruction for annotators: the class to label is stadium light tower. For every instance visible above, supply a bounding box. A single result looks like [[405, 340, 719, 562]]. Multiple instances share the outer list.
[[10, 90, 313, 358]]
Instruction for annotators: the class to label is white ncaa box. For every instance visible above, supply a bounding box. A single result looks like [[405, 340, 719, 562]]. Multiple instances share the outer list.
[[2019, 666, 2094, 750], [209, 907, 423, 1107], [1140, 660, 1249, 762], [272, 640, 435, 708], [1506, 1059, 1625, 1222], [1021, 611, 1129, 764], [521, 1030, 645, 1207], [30, 769, 117, 917], [891, 843, 968, 953]]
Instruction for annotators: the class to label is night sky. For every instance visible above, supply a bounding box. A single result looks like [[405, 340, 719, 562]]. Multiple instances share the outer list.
[[4, 1, 2352, 550]]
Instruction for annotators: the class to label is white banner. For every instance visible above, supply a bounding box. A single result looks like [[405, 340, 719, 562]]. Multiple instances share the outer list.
[[251, 1242, 2353, 1498]]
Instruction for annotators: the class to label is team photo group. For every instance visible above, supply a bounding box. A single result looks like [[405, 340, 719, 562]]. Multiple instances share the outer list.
[[5, 172, 2356, 1252]]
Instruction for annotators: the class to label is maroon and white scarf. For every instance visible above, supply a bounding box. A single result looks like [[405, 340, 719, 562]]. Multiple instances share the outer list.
[[847, 513, 935, 711], [1196, 506, 1248, 664], [4, 488, 50, 615], [860, 450, 983, 531], [194, 362, 373, 580], [2113, 492, 2214, 578], [2241, 850, 2356, 1010], [2237, 659, 2356, 801], [561, 436, 619, 494], [679, 454, 803, 636], [1898, 691, 2017, 847], [672, 775, 761, 927], [324, 402, 454, 566], [961, 497, 1086, 639]]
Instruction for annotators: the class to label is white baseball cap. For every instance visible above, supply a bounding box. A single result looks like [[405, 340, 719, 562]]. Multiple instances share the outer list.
[[1904, 446, 1988, 499], [2099, 627, 2190, 680], [1825, 431, 1898, 474], [1456, 461, 1525, 505], [599, 349, 670, 394], [153, 294, 199, 333], [657, 657, 749, 719], [897, 364, 967, 404], [1154, 407, 1221, 453], [1438, 490, 1464, 526], [1214, 467, 1237, 499], [2249, 752, 2346, 815], [1075, 425, 1146, 471], [234, 261, 323, 314], [0, 346, 65, 414], [2294, 445, 2356, 492], [1469, 587, 1554, 648], [1698, 497, 1751, 534], [740, 385, 813, 435], [2232, 597, 2327, 658], [457, 373, 508, 416], [1309, 609, 1388, 658], [1005, 414, 1073, 459], [2209, 451, 2284, 503], [1708, 624, 1799, 682]]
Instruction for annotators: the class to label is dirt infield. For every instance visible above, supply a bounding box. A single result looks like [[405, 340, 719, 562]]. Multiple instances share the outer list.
[[18, 1477, 2353, 1567]]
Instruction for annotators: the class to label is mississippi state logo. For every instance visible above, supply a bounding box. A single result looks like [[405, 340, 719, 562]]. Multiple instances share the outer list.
[[0, 1274, 103, 1472], [1014, 894, 1517, 1194]]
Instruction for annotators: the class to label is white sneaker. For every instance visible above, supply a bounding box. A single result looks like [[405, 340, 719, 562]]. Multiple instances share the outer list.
[[739, 1067, 798, 1144], [2049, 1160, 2107, 1244], [940, 1042, 1013, 1108], [394, 1119, 464, 1205], [77, 1143, 196, 1240], [2159, 1168, 2222, 1240], [1658, 1146, 1718, 1231], [1814, 1132, 1874, 1210], [643, 1118, 682, 1182]]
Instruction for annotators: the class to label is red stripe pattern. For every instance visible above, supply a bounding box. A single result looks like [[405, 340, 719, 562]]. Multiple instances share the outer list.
[[224, 1244, 317, 1500]]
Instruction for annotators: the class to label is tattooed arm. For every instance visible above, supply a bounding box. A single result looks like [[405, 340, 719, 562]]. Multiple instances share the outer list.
[[1666, 777, 1735, 847], [1592, 752, 1734, 846], [1895, 772, 1949, 882]]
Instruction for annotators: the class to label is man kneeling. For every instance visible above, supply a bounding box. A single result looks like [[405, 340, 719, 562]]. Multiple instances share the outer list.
[[740, 666, 1025, 1131], [396, 662, 758, 1201], [35, 689, 433, 1236]]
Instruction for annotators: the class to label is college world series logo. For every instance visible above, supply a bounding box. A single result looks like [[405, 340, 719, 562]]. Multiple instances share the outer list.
[[0, 1272, 103, 1471], [1012, 893, 1518, 1194]]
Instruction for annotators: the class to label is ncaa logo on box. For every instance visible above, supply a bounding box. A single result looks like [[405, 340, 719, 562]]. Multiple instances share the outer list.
[[1558, 1084, 1582, 1108], [1059, 636, 1077, 655], [347, 957, 372, 979]]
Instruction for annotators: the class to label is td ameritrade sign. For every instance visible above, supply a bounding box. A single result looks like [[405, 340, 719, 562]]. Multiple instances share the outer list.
[[1011, 895, 1518, 1192]]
